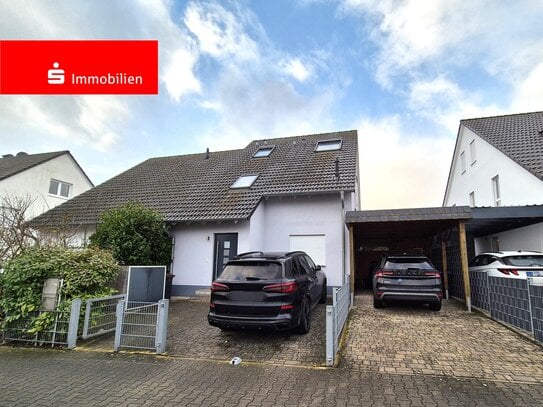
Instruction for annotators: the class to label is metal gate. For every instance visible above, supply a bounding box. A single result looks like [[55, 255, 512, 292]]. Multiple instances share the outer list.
[[113, 299, 169, 354]]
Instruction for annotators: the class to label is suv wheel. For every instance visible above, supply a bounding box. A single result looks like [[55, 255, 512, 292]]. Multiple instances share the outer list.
[[319, 280, 327, 304], [429, 301, 442, 311], [373, 298, 384, 309], [296, 298, 311, 334]]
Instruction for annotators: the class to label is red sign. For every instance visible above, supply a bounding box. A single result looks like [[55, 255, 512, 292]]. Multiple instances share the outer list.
[[0, 40, 158, 94]]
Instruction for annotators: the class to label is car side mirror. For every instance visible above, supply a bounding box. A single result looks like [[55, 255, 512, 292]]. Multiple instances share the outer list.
[[315, 265, 322, 271]]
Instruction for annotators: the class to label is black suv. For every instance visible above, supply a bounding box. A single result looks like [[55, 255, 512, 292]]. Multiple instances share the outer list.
[[372, 255, 443, 311], [207, 251, 327, 334]]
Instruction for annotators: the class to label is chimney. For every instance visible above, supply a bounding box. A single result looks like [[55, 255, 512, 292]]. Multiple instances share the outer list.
[[205, 148, 210, 159]]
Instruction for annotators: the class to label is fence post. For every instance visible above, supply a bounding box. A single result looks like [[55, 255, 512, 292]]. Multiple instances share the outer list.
[[155, 299, 169, 354], [67, 299, 81, 349], [527, 278, 535, 334], [82, 298, 92, 340], [114, 300, 125, 352], [326, 305, 334, 367]]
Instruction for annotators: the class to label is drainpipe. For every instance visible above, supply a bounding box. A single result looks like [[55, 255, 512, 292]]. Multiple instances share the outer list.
[[340, 191, 346, 286], [163, 223, 176, 273]]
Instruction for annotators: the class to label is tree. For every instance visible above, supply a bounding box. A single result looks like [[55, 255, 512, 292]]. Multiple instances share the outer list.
[[89, 202, 172, 266]]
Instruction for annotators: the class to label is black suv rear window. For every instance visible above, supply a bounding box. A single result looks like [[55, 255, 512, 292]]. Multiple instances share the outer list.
[[383, 258, 434, 270], [502, 255, 543, 267], [219, 262, 282, 280]]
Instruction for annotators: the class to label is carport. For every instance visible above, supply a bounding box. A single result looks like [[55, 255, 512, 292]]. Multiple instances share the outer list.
[[345, 205, 543, 312], [345, 206, 473, 310]]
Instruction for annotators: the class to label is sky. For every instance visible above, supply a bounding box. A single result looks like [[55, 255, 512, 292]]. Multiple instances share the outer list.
[[1, 0, 542, 209]]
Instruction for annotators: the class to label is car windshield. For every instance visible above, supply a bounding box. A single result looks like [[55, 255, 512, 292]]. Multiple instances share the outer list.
[[219, 262, 282, 280], [384, 258, 434, 270], [502, 255, 543, 267]]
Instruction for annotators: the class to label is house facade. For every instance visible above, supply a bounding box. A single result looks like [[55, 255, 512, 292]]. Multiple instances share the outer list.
[[443, 111, 543, 252], [0, 151, 94, 219], [32, 131, 360, 295]]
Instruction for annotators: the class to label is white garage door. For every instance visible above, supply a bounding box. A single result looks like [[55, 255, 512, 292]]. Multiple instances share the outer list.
[[289, 234, 326, 266]]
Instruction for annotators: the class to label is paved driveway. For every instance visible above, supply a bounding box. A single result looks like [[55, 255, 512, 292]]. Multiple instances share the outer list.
[[166, 299, 326, 366], [341, 293, 543, 383]]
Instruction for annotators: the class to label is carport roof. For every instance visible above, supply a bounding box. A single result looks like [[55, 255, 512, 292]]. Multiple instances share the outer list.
[[345, 206, 472, 239], [467, 205, 543, 237]]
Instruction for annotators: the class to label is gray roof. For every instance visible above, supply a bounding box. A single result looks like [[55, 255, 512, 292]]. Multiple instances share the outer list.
[[31, 130, 358, 226], [0, 151, 68, 181], [461, 111, 543, 181]]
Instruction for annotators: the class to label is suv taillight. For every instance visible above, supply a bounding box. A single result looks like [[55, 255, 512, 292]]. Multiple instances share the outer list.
[[211, 282, 229, 292], [424, 271, 441, 278], [498, 268, 518, 276], [375, 270, 394, 277], [263, 281, 298, 293]]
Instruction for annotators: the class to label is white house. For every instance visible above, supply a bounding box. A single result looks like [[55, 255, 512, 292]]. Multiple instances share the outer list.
[[443, 111, 543, 252], [0, 151, 94, 219], [32, 131, 360, 295]]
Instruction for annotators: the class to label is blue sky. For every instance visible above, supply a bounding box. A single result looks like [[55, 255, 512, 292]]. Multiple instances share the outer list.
[[1, 0, 542, 209]]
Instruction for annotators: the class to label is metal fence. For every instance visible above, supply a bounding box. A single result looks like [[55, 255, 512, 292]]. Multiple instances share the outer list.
[[469, 272, 543, 345], [114, 299, 169, 354], [326, 283, 351, 367], [82, 294, 126, 340], [2, 299, 81, 349]]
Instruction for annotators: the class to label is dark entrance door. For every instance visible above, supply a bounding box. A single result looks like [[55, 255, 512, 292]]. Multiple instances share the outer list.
[[214, 233, 238, 279]]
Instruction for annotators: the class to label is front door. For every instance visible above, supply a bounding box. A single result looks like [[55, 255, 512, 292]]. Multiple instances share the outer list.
[[213, 233, 238, 280]]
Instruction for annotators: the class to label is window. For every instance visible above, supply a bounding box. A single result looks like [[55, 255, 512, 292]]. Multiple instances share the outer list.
[[469, 140, 476, 164], [231, 174, 258, 189], [492, 175, 501, 206], [469, 191, 475, 207], [253, 146, 274, 158], [315, 139, 342, 152], [48, 179, 71, 198], [460, 151, 466, 173]]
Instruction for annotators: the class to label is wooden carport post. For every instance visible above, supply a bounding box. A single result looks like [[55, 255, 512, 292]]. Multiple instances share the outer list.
[[440, 234, 449, 300], [458, 221, 472, 312]]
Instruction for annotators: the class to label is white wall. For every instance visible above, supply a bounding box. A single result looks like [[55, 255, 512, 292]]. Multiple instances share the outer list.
[[0, 154, 93, 219], [259, 194, 346, 287], [444, 126, 543, 207], [171, 221, 250, 289], [475, 223, 543, 253]]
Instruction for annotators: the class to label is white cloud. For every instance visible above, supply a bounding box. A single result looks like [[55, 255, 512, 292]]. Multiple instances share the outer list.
[[184, 1, 259, 61], [340, 0, 543, 89], [511, 62, 543, 112], [280, 58, 313, 82], [357, 116, 454, 209], [162, 47, 201, 102]]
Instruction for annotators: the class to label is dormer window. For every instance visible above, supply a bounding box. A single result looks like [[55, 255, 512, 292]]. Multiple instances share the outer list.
[[231, 175, 258, 189], [315, 139, 342, 152], [253, 146, 274, 158]]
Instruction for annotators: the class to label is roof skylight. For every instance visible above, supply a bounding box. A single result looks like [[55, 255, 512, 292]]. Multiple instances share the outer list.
[[231, 174, 258, 189], [315, 139, 342, 152], [253, 146, 274, 158]]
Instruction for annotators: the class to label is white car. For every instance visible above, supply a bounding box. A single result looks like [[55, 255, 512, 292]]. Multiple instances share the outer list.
[[469, 250, 543, 279]]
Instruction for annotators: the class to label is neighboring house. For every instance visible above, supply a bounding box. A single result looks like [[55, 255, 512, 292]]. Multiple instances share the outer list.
[[32, 131, 360, 295], [0, 151, 94, 219], [443, 111, 543, 252]]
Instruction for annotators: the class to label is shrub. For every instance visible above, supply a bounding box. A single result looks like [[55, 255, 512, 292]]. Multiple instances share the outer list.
[[0, 246, 119, 329], [89, 202, 172, 266]]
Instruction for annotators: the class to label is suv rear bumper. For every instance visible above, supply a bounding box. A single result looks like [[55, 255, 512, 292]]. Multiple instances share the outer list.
[[375, 291, 442, 303], [207, 312, 296, 331]]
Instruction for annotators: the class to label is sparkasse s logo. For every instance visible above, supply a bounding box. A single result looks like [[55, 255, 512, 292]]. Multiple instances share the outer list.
[[48, 62, 65, 85], [0, 40, 158, 94]]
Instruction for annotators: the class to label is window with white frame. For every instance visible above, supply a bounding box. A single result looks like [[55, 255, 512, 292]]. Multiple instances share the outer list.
[[289, 234, 326, 266], [469, 191, 475, 207], [315, 139, 342, 152], [492, 175, 501, 206], [469, 140, 476, 164], [231, 174, 258, 189], [48, 179, 72, 198], [460, 151, 466, 173], [253, 146, 274, 158]]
